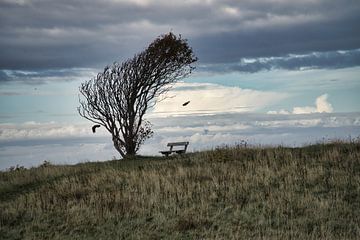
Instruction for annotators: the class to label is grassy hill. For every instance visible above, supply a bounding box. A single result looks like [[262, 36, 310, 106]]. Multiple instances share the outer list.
[[1, 142, 359, 239]]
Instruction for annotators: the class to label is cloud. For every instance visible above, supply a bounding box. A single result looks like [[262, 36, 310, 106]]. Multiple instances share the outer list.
[[316, 94, 333, 113], [150, 82, 288, 116], [199, 49, 360, 73], [2, 48, 358, 84], [293, 94, 333, 114], [2, 112, 359, 144], [0, 68, 96, 84], [1, 111, 360, 169], [0, 0, 359, 70], [145, 112, 360, 154], [269, 94, 333, 115], [0, 121, 108, 141]]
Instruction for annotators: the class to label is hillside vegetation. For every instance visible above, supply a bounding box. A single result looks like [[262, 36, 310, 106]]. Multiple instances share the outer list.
[[1, 142, 360, 239]]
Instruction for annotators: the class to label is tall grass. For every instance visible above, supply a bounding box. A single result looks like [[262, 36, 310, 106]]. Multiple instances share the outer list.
[[1, 142, 359, 239]]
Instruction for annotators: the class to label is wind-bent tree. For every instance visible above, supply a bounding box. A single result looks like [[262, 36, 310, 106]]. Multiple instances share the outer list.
[[78, 33, 197, 158]]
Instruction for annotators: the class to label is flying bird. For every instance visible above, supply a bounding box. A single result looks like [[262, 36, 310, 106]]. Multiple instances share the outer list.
[[92, 124, 101, 133], [182, 101, 190, 106]]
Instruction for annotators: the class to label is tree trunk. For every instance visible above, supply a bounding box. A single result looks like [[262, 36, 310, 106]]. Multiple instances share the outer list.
[[112, 136, 126, 158], [125, 139, 136, 157], [125, 115, 137, 157]]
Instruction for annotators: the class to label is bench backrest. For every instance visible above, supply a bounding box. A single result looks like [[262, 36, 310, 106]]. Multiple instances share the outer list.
[[167, 141, 189, 151], [167, 142, 189, 147]]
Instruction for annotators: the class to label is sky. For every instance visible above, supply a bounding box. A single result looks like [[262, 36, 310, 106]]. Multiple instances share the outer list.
[[1, 0, 360, 170]]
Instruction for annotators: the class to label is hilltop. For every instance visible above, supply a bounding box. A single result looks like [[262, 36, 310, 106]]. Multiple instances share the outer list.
[[1, 142, 359, 239]]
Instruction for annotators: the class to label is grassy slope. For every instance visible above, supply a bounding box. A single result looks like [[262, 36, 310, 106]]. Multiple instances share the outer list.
[[0, 142, 360, 240]]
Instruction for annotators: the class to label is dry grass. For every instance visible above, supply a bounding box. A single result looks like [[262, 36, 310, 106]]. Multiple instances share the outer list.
[[1, 142, 359, 239]]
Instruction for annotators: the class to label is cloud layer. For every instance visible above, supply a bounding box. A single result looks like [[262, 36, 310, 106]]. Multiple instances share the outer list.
[[199, 49, 360, 73], [1, 112, 360, 169], [0, 68, 96, 84], [0, 0, 359, 70]]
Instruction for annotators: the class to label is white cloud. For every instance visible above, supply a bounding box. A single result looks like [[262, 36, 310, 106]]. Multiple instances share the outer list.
[[292, 106, 317, 114], [268, 94, 333, 115], [0, 122, 108, 141], [293, 94, 333, 114], [315, 94, 333, 113], [267, 109, 290, 115], [151, 82, 288, 117]]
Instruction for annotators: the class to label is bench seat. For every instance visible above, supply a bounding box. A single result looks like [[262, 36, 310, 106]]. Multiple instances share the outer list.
[[160, 142, 189, 156]]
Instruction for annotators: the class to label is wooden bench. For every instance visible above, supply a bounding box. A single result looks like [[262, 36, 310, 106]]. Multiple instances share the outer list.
[[159, 142, 189, 157]]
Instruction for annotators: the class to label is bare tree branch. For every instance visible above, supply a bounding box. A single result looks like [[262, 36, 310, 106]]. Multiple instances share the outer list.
[[78, 32, 197, 158]]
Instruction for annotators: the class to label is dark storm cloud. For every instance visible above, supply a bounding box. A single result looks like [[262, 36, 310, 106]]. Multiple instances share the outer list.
[[0, 0, 360, 71]]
